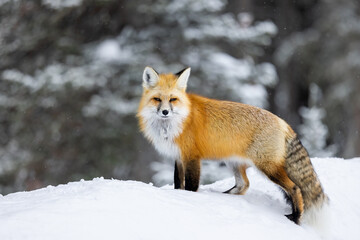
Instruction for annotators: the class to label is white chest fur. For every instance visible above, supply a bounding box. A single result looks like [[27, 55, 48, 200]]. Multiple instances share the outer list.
[[140, 109, 187, 159], [153, 132, 181, 159]]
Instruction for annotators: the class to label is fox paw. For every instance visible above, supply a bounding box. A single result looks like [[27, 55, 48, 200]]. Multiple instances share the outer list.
[[223, 185, 248, 195]]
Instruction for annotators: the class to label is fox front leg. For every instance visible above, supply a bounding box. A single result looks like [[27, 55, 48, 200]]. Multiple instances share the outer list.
[[184, 159, 201, 192], [174, 160, 185, 189]]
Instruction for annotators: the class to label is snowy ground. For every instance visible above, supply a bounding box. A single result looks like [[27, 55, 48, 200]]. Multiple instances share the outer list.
[[0, 158, 359, 240]]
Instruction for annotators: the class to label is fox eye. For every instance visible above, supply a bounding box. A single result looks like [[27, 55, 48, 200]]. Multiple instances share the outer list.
[[169, 98, 177, 102], [153, 97, 161, 102]]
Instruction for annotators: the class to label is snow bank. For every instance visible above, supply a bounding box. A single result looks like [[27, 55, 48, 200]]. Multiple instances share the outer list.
[[0, 158, 359, 240]]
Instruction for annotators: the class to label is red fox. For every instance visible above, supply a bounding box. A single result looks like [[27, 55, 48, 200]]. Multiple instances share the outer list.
[[137, 66, 328, 225]]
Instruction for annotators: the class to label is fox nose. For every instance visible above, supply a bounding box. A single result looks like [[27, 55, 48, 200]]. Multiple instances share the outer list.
[[162, 110, 169, 116]]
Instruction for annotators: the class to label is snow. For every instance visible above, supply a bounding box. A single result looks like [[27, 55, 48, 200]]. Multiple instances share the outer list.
[[299, 83, 337, 157], [82, 95, 138, 117], [95, 39, 124, 63], [184, 16, 277, 44], [160, 0, 226, 14], [1, 157, 359, 240], [42, 0, 82, 9], [2, 64, 110, 92]]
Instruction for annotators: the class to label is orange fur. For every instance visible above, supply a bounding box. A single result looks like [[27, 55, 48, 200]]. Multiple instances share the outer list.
[[137, 67, 327, 224], [175, 94, 288, 165], [137, 69, 290, 174]]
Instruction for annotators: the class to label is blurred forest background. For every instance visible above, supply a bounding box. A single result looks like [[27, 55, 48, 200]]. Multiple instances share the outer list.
[[0, 0, 359, 194]]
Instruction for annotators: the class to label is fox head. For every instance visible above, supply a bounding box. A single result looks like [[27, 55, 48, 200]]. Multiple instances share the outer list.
[[138, 66, 191, 120], [137, 67, 191, 148]]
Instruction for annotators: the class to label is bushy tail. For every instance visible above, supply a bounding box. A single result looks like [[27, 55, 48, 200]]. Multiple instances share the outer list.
[[284, 134, 329, 223]]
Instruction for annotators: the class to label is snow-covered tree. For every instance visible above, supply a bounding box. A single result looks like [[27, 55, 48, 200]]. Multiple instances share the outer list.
[[274, 0, 360, 158], [130, 0, 279, 185], [0, 0, 278, 192], [298, 84, 337, 157]]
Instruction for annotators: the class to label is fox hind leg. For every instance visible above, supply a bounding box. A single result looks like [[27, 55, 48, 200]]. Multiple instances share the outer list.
[[262, 165, 304, 224], [224, 163, 250, 195]]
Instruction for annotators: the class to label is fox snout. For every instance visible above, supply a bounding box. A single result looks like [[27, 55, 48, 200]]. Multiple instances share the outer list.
[[162, 109, 169, 116], [158, 105, 172, 118]]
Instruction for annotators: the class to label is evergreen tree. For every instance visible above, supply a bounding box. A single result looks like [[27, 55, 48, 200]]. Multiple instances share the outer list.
[[0, 0, 278, 192], [298, 84, 337, 157]]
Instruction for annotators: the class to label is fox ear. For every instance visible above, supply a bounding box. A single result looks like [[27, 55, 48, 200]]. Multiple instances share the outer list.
[[176, 67, 191, 90], [143, 67, 159, 88]]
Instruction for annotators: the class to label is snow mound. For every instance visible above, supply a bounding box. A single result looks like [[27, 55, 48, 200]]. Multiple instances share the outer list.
[[0, 158, 359, 240]]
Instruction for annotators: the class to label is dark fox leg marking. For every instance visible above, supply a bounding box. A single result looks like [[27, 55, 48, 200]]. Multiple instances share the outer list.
[[280, 188, 292, 206], [174, 161, 181, 189], [224, 186, 236, 194], [174, 160, 184, 189], [263, 166, 304, 224], [184, 159, 200, 192], [280, 188, 296, 216], [284, 186, 302, 224]]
